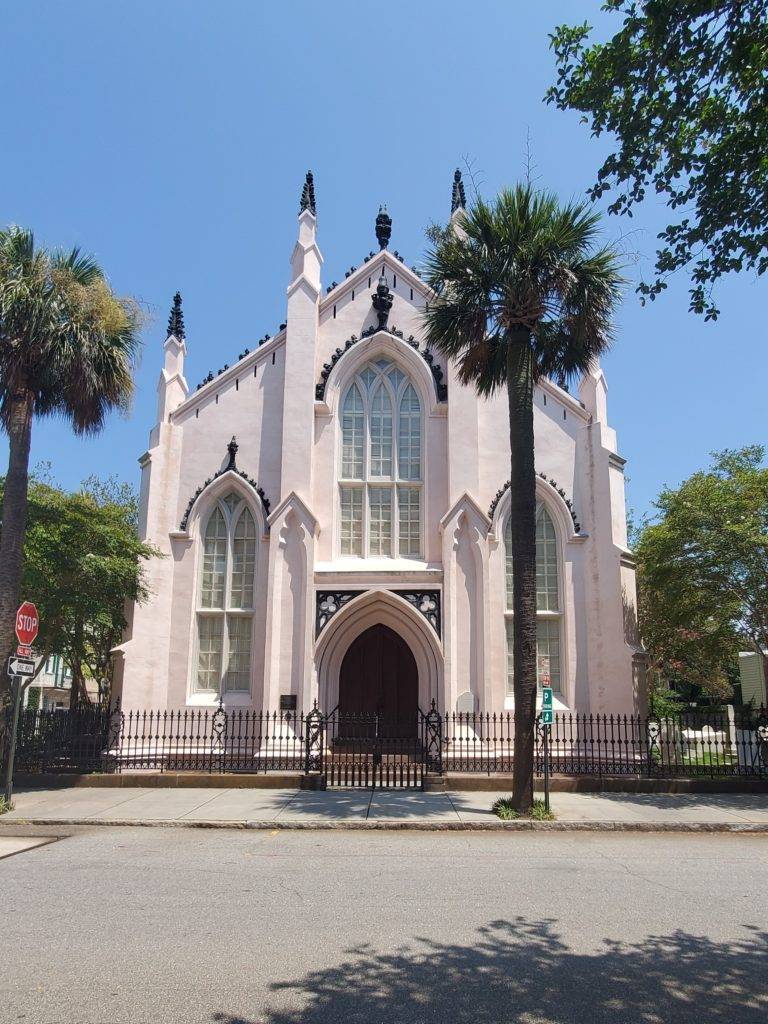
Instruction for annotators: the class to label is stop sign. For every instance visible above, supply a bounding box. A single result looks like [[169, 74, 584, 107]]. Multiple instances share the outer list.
[[15, 601, 39, 647]]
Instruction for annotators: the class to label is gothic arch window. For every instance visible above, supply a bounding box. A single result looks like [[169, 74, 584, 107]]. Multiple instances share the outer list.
[[195, 492, 257, 695], [339, 358, 422, 558], [504, 503, 562, 693]]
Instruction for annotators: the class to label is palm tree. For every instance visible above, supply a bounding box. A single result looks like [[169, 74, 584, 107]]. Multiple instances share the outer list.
[[0, 226, 141, 716], [423, 185, 622, 812]]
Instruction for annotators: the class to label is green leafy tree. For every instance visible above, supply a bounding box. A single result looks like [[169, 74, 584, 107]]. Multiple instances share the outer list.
[[635, 446, 768, 701], [1, 474, 158, 708], [423, 184, 622, 811], [547, 1, 768, 320], [0, 226, 141, 719]]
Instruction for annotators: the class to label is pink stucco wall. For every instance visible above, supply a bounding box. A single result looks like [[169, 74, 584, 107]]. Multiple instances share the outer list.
[[117, 203, 642, 715]]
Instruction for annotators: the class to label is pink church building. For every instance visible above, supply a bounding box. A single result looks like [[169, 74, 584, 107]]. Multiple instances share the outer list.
[[116, 171, 645, 720]]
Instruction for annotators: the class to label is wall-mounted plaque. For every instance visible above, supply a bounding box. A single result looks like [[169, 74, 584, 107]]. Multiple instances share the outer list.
[[280, 694, 298, 712]]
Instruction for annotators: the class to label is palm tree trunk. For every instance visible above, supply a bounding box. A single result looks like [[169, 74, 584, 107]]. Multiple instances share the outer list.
[[0, 388, 34, 717], [507, 332, 538, 813]]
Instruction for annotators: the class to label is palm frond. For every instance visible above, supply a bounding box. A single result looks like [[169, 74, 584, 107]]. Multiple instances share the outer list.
[[422, 182, 623, 394], [0, 226, 142, 433]]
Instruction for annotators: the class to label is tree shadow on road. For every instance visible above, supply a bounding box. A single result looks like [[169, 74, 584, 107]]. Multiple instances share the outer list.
[[212, 916, 768, 1024]]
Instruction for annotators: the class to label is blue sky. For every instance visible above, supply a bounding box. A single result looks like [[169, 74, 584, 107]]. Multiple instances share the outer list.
[[2, 0, 765, 521]]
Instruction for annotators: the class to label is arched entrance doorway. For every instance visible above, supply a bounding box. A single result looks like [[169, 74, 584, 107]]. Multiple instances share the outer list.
[[338, 624, 418, 737]]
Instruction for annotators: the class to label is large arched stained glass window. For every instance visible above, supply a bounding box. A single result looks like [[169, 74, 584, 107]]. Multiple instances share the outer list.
[[339, 359, 422, 558], [195, 493, 257, 695], [504, 503, 562, 693]]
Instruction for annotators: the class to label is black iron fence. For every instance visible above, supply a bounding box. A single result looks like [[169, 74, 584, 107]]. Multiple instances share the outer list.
[[444, 708, 768, 778], [5, 702, 768, 783]]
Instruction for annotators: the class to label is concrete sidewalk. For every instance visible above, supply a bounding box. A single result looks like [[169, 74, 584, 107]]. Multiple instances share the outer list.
[[2, 786, 768, 831]]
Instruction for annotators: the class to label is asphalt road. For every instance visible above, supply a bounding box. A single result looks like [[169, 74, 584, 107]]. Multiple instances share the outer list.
[[1, 828, 767, 1024]]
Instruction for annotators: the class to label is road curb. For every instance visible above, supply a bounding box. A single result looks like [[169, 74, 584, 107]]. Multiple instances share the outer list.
[[2, 817, 768, 833]]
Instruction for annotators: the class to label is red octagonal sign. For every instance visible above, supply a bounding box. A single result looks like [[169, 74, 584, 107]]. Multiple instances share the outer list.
[[15, 601, 39, 647]]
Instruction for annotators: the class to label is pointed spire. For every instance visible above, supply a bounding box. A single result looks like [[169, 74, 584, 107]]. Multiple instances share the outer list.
[[167, 292, 185, 340], [226, 436, 239, 471], [375, 205, 392, 250], [299, 170, 316, 215], [371, 272, 393, 328], [451, 168, 466, 214]]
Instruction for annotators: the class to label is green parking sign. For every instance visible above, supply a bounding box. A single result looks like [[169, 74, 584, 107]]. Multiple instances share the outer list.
[[540, 709, 553, 725], [541, 686, 553, 709]]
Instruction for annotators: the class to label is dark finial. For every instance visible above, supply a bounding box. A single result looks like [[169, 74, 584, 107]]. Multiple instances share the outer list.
[[451, 168, 466, 214], [375, 205, 392, 249], [371, 272, 393, 328], [299, 170, 316, 215], [226, 436, 239, 471], [167, 292, 185, 340]]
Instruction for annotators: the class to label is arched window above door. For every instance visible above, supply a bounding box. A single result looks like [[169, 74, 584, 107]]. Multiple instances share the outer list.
[[195, 491, 256, 695], [339, 359, 422, 558]]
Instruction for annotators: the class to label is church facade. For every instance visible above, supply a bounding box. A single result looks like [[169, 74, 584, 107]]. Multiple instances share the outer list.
[[116, 171, 644, 718]]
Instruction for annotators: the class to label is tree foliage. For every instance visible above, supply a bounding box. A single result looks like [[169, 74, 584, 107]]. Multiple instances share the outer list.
[[0, 225, 142, 713], [0, 473, 158, 707], [547, 1, 768, 320], [635, 446, 768, 700], [0, 226, 142, 431], [423, 184, 622, 810]]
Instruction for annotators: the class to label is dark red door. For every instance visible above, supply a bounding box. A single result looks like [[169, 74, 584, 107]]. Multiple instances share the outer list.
[[338, 624, 418, 737]]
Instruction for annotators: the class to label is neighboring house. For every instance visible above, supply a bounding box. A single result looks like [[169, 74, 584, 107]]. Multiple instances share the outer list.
[[24, 655, 72, 711], [739, 651, 767, 708], [115, 170, 643, 718], [23, 655, 101, 711]]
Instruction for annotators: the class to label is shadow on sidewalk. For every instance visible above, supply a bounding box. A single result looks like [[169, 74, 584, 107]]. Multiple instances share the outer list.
[[211, 916, 768, 1024]]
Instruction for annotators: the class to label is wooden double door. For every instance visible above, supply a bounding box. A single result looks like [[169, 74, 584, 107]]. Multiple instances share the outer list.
[[338, 624, 419, 738]]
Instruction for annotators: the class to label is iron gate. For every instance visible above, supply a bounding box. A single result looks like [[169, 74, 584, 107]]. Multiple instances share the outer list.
[[305, 703, 443, 789]]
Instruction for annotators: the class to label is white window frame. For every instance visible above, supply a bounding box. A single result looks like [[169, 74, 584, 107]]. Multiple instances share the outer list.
[[338, 359, 423, 559], [504, 502, 563, 695], [194, 494, 257, 697]]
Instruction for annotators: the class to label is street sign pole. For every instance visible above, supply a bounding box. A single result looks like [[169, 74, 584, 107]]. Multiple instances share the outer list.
[[542, 715, 550, 814], [3, 676, 23, 806], [3, 601, 41, 806], [540, 686, 554, 814]]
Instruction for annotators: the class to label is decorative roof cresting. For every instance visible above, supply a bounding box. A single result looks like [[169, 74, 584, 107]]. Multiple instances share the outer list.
[[167, 292, 185, 340], [179, 437, 271, 532], [487, 473, 581, 534], [299, 170, 316, 215]]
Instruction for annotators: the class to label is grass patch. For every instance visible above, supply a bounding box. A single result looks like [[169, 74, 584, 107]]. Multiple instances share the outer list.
[[491, 797, 555, 821], [0, 796, 12, 815], [682, 751, 735, 767]]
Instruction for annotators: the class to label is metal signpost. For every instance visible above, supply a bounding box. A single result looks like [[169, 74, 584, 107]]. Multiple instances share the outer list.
[[3, 602, 39, 805], [540, 683, 554, 813]]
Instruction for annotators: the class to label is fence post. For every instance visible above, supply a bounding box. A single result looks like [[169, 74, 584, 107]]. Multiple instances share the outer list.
[[104, 701, 124, 774], [211, 697, 227, 774], [421, 699, 445, 791], [756, 709, 768, 778], [302, 701, 326, 790], [646, 717, 661, 778], [725, 704, 737, 759]]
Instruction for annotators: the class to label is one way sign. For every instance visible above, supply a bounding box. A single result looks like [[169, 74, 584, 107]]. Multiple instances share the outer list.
[[7, 657, 35, 678]]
